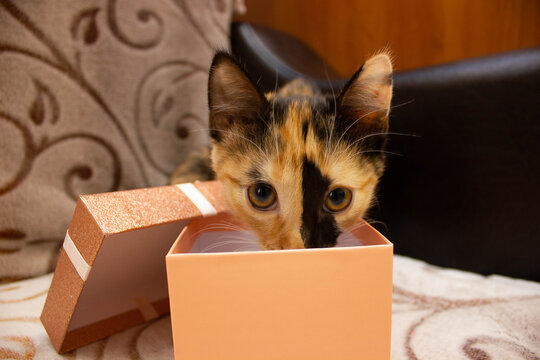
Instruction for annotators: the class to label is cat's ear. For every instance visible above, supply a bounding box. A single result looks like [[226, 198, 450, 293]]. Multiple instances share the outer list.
[[337, 53, 393, 133], [208, 52, 267, 142]]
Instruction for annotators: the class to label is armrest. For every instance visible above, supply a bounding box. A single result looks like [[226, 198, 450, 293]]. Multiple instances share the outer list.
[[231, 22, 345, 92], [232, 21, 540, 280], [377, 48, 540, 281]]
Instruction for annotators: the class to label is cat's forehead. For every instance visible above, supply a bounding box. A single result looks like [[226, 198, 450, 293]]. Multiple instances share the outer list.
[[264, 93, 337, 156], [269, 93, 332, 119], [265, 78, 333, 120], [265, 96, 336, 152], [258, 100, 351, 182]]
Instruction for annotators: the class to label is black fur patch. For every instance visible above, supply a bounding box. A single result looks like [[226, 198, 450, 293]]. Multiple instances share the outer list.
[[268, 99, 288, 128], [301, 157, 341, 248], [302, 121, 309, 142], [247, 167, 262, 182]]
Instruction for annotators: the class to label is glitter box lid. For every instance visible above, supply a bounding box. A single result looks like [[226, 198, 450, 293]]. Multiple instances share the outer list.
[[40, 181, 228, 353]]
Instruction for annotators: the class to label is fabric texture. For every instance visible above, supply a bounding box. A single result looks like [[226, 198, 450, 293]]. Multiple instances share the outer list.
[[0, 255, 539, 359], [0, 0, 234, 281]]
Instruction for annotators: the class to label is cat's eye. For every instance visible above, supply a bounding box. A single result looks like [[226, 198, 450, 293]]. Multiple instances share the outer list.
[[324, 187, 352, 213], [247, 183, 277, 210]]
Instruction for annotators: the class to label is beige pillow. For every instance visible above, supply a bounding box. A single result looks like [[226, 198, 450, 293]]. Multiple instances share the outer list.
[[0, 0, 235, 281]]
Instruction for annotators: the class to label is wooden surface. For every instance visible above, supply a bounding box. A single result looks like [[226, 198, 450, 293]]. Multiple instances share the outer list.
[[236, 0, 540, 75]]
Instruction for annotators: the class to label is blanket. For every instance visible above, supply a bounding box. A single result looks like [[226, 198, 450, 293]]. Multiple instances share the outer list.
[[1, 255, 539, 359]]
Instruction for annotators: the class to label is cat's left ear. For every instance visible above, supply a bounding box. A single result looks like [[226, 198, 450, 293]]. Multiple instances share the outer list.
[[337, 53, 393, 133]]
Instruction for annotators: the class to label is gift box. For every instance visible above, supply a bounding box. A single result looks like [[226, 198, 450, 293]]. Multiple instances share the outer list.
[[41, 181, 393, 359], [167, 213, 393, 360]]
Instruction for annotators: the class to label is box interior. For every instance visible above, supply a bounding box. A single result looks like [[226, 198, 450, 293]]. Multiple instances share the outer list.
[[68, 221, 186, 331], [187, 230, 366, 253], [171, 213, 389, 255]]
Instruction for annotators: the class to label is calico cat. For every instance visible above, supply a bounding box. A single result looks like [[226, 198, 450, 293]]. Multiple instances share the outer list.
[[172, 51, 393, 250]]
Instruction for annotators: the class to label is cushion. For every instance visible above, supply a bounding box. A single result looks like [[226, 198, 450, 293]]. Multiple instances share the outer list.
[[0, 0, 235, 280]]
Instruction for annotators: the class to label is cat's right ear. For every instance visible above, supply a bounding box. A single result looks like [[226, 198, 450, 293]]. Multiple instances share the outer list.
[[208, 52, 267, 142]]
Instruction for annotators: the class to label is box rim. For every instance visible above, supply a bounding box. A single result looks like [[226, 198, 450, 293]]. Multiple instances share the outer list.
[[167, 215, 393, 258]]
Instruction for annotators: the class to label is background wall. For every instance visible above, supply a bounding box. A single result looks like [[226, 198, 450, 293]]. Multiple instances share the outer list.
[[236, 0, 540, 75]]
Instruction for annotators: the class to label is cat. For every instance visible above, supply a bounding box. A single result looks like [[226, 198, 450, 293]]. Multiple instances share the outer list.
[[171, 51, 393, 250]]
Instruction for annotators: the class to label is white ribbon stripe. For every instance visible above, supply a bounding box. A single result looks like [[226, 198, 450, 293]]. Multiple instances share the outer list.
[[177, 183, 218, 217], [63, 231, 91, 281]]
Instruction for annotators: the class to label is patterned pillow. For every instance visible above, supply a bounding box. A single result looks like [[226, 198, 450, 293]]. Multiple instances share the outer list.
[[0, 0, 237, 281]]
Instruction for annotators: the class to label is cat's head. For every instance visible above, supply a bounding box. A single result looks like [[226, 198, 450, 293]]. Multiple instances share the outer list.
[[208, 51, 392, 249]]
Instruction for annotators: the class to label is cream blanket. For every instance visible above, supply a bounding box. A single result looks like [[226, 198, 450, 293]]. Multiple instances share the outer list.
[[1, 255, 539, 359]]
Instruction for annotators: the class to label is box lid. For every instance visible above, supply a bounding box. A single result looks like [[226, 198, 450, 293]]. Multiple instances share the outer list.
[[40, 181, 228, 353]]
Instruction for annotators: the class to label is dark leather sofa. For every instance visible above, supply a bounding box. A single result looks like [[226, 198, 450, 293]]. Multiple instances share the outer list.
[[232, 22, 540, 281]]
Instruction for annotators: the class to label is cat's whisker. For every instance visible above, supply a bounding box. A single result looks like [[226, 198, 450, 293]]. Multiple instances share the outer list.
[[216, 221, 253, 235], [198, 236, 254, 246], [323, 62, 338, 160], [213, 242, 260, 252], [196, 224, 249, 235], [206, 128, 265, 154], [218, 234, 256, 242], [389, 99, 415, 110], [187, 221, 258, 253], [362, 217, 389, 232], [355, 149, 403, 157], [348, 216, 386, 229], [187, 221, 252, 239], [256, 110, 271, 130], [349, 222, 370, 231], [196, 221, 243, 231], [346, 222, 370, 232], [189, 127, 257, 144], [271, 66, 282, 161], [271, 125, 281, 164], [192, 225, 236, 234], [339, 149, 402, 165], [188, 226, 226, 240], [215, 219, 248, 228], [327, 111, 382, 161], [360, 131, 417, 141], [203, 238, 255, 246], [332, 100, 415, 157], [334, 108, 384, 149], [369, 194, 383, 212], [334, 131, 414, 161], [236, 245, 260, 252], [329, 93, 410, 164], [199, 238, 258, 253], [204, 236, 255, 245]]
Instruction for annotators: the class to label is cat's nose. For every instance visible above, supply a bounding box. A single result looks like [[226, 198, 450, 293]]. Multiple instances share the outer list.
[[301, 222, 339, 248], [301, 230, 325, 248]]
